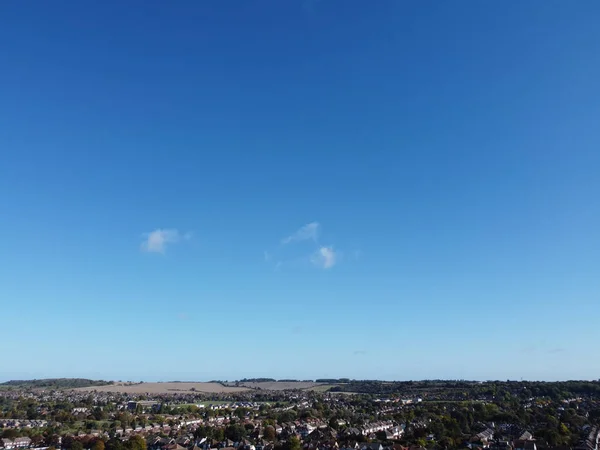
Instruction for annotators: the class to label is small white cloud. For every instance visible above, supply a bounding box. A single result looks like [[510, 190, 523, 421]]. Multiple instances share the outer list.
[[282, 222, 319, 244], [141, 229, 186, 253], [311, 246, 337, 269]]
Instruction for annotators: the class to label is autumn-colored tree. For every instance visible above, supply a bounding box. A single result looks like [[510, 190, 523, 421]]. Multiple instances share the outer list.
[[263, 426, 276, 441]]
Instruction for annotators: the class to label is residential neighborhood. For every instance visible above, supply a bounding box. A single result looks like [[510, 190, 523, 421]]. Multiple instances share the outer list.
[[1, 380, 600, 450]]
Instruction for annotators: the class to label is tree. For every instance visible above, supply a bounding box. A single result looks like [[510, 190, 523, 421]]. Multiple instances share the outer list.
[[47, 434, 61, 447], [328, 417, 339, 430], [234, 407, 250, 419], [376, 431, 388, 441], [93, 407, 107, 421], [194, 426, 209, 440], [106, 438, 125, 450], [92, 441, 106, 450], [263, 426, 276, 441], [1, 430, 18, 439], [225, 424, 247, 442], [62, 436, 75, 449], [126, 435, 146, 450], [72, 441, 84, 450], [286, 436, 301, 450], [212, 428, 225, 442]]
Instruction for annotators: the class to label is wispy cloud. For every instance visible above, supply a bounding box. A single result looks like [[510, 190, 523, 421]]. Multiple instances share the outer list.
[[281, 222, 319, 244], [353, 350, 367, 356], [311, 246, 337, 269], [141, 228, 190, 254], [268, 222, 340, 270], [549, 347, 566, 354], [521, 345, 537, 355]]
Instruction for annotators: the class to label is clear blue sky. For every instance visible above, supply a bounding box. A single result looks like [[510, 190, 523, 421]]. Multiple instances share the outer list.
[[1, 1, 599, 382]]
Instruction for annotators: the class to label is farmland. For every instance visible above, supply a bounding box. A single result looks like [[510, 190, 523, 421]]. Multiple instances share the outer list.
[[75, 382, 249, 394]]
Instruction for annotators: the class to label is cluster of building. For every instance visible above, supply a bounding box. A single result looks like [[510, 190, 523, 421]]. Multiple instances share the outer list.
[[0, 421, 48, 429], [0, 438, 32, 449]]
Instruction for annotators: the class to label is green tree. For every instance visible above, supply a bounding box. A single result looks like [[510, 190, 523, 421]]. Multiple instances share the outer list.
[[559, 423, 569, 436], [225, 424, 247, 441], [212, 428, 225, 442], [194, 426, 210, 440], [72, 441, 84, 450], [126, 435, 147, 450], [106, 438, 125, 450], [286, 437, 301, 450], [235, 407, 251, 419], [92, 440, 106, 450]]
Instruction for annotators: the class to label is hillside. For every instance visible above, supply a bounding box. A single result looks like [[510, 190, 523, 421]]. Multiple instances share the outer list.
[[0, 378, 112, 389]]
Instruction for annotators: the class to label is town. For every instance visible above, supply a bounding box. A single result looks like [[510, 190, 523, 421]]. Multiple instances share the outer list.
[[1, 379, 600, 450]]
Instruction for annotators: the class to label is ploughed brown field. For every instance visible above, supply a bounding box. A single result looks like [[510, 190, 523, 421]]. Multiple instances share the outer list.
[[75, 381, 327, 393], [75, 382, 249, 394]]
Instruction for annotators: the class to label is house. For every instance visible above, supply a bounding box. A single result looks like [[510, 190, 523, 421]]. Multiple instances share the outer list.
[[489, 441, 512, 450], [513, 440, 536, 450], [1, 438, 32, 449], [361, 444, 383, 450], [518, 432, 533, 441], [163, 444, 186, 450], [175, 437, 190, 447], [342, 429, 362, 438], [472, 429, 495, 445], [14, 438, 32, 448], [340, 443, 360, 450]]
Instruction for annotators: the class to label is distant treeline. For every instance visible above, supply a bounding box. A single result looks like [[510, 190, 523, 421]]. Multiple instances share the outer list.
[[277, 379, 314, 383], [0, 378, 113, 389], [235, 378, 317, 383], [315, 378, 351, 383], [327, 379, 600, 397], [239, 378, 277, 383]]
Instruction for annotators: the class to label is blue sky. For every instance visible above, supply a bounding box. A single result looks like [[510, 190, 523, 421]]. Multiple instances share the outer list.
[[0, 1, 599, 382]]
